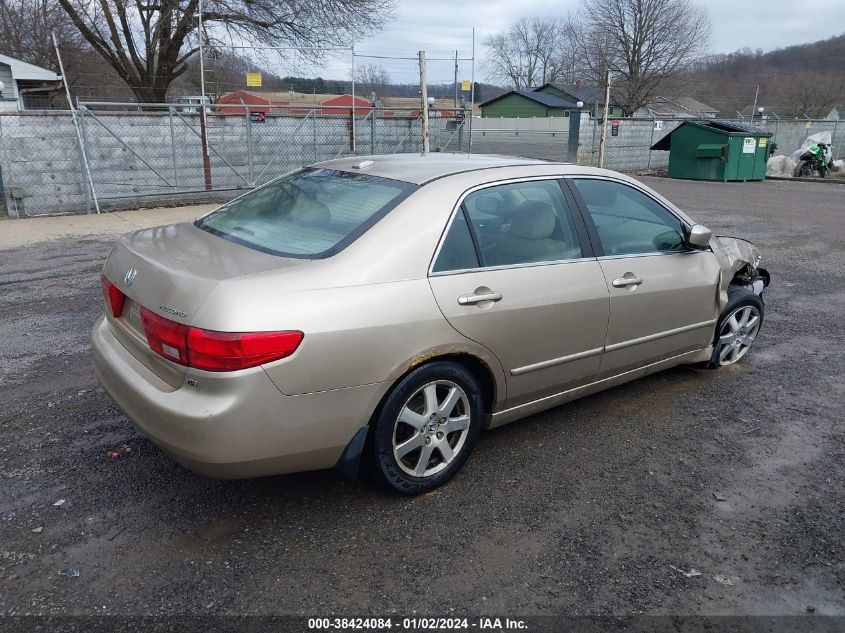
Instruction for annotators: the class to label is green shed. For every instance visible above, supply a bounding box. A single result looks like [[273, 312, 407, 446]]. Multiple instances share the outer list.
[[479, 90, 577, 118], [650, 120, 772, 181]]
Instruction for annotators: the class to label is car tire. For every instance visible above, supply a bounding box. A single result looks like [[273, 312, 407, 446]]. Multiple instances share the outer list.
[[370, 361, 483, 495], [706, 288, 765, 368]]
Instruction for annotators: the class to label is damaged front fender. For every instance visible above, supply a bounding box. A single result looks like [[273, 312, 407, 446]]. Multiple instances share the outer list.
[[710, 236, 770, 308]]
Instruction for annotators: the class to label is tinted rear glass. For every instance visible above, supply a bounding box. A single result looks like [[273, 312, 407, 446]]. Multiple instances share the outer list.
[[196, 169, 417, 258]]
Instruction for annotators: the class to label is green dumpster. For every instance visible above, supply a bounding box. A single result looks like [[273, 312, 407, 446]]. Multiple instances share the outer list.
[[650, 120, 772, 181]]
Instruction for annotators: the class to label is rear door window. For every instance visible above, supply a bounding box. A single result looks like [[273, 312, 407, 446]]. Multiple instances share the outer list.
[[464, 180, 583, 267], [196, 169, 416, 258]]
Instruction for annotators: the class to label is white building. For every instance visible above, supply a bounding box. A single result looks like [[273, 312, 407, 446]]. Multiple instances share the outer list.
[[0, 53, 63, 111]]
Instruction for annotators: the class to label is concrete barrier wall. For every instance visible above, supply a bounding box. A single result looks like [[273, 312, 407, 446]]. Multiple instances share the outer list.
[[0, 109, 464, 217], [0, 108, 839, 218]]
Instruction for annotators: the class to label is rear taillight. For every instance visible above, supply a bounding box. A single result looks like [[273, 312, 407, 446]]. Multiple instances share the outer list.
[[187, 328, 304, 371], [101, 274, 126, 318], [140, 307, 189, 365], [139, 307, 303, 372]]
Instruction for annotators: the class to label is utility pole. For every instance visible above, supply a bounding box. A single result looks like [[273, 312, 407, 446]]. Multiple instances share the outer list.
[[597, 70, 611, 168], [751, 84, 760, 123], [419, 50, 429, 154], [454, 50, 459, 114]]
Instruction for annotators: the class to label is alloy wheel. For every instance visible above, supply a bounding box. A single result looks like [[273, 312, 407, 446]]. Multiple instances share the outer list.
[[717, 305, 761, 366], [392, 380, 471, 477]]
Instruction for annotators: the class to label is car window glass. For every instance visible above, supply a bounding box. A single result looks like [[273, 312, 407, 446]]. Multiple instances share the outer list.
[[432, 211, 480, 272], [462, 180, 583, 266], [196, 169, 415, 258], [572, 179, 687, 256]]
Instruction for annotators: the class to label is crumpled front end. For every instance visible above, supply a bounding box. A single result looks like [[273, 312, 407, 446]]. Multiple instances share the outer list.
[[710, 236, 771, 308]]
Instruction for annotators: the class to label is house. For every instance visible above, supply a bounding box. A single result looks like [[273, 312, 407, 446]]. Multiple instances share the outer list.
[[0, 53, 62, 111], [479, 82, 623, 118], [634, 96, 718, 119], [215, 90, 373, 116], [479, 90, 578, 118], [532, 83, 624, 118]]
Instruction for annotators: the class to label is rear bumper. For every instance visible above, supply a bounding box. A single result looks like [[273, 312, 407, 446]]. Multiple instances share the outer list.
[[91, 316, 389, 478]]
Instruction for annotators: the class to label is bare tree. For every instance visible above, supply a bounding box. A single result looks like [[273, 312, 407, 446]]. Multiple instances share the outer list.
[[352, 63, 390, 97], [572, 0, 712, 115], [0, 0, 76, 68], [483, 17, 579, 90], [0, 0, 134, 102], [56, 0, 394, 103], [777, 71, 845, 118]]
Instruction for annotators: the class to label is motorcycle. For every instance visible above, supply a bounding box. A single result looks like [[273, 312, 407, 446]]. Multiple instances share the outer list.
[[793, 142, 834, 178]]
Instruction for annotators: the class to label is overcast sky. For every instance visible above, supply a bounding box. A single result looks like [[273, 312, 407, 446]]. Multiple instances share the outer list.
[[311, 0, 843, 86]]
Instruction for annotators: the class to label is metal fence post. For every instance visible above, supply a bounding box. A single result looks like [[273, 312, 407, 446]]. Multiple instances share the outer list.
[[168, 106, 179, 187], [647, 117, 656, 170], [312, 108, 318, 163], [833, 119, 840, 160], [77, 106, 92, 212], [371, 110, 376, 154], [244, 105, 254, 183]]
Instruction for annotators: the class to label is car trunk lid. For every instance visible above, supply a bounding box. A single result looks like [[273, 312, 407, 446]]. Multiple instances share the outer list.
[[101, 221, 306, 387]]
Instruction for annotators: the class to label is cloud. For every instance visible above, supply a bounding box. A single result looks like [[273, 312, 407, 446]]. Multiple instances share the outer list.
[[279, 0, 843, 84]]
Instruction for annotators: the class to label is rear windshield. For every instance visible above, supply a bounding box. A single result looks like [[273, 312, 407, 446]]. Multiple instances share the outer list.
[[196, 168, 417, 258]]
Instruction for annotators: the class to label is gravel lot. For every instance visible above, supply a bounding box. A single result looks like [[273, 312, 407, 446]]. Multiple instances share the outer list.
[[0, 177, 843, 617]]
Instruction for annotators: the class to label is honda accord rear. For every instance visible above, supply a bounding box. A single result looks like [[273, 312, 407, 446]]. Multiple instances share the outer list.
[[93, 154, 769, 494]]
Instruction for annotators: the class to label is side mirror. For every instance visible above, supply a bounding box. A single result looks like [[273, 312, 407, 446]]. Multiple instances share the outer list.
[[687, 224, 712, 248]]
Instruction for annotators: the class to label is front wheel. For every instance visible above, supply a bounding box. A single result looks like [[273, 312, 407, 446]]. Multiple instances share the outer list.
[[370, 361, 483, 495], [707, 289, 765, 368]]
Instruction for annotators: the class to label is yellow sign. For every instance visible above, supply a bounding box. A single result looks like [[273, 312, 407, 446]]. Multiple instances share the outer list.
[[246, 72, 262, 87], [758, 137, 767, 147], [461, 80, 471, 91]]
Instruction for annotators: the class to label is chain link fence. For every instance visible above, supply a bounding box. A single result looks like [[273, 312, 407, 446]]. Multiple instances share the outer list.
[[471, 114, 842, 172], [1, 104, 840, 218], [0, 103, 470, 217]]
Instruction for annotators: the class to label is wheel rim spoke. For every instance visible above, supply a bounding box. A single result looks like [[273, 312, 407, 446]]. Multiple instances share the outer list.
[[438, 387, 462, 417], [414, 444, 435, 476], [728, 314, 741, 333], [398, 407, 427, 431], [438, 442, 455, 463], [423, 384, 439, 415], [394, 433, 424, 458], [443, 415, 470, 433]]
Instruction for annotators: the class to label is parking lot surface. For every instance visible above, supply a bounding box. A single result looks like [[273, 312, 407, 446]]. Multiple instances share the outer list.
[[0, 177, 843, 616]]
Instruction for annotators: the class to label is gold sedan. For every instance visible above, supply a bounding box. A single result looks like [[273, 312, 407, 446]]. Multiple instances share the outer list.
[[92, 154, 769, 494]]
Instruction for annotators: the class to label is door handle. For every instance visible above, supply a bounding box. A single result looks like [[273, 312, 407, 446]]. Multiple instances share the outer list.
[[458, 290, 502, 305], [612, 275, 643, 288]]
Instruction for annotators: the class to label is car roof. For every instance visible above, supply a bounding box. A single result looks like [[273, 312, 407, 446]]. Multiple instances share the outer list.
[[312, 153, 566, 185]]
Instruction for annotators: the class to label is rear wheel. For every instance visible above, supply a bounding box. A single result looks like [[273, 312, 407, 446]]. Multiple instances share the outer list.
[[370, 361, 483, 495], [707, 289, 764, 368]]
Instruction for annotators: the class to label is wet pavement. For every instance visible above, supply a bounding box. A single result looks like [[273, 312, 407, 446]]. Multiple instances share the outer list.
[[0, 177, 842, 616]]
